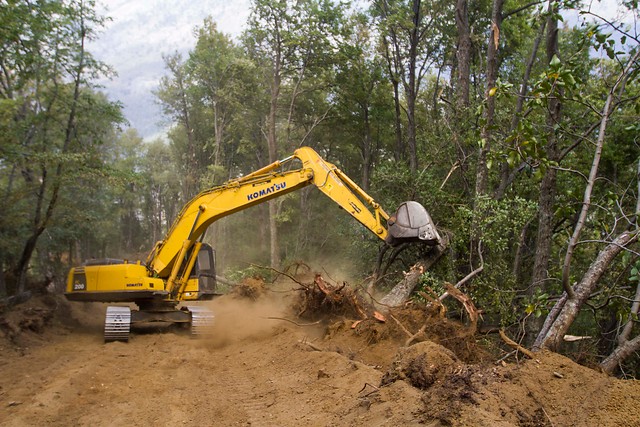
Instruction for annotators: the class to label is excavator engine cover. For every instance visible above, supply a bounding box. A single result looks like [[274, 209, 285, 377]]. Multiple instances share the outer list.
[[387, 201, 440, 246]]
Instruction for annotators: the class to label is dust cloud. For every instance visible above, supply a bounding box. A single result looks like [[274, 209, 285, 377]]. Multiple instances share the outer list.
[[201, 294, 292, 349]]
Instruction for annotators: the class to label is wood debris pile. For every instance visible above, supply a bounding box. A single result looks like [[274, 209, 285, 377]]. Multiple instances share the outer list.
[[230, 276, 267, 300], [295, 274, 385, 324]]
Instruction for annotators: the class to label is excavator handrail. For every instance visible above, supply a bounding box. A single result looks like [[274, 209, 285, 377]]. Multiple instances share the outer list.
[[146, 147, 393, 296]]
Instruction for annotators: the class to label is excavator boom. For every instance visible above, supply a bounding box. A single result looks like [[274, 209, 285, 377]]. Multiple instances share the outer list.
[[147, 147, 439, 283]]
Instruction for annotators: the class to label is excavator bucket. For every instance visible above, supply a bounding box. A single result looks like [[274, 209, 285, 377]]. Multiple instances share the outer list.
[[386, 201, 440, 246]]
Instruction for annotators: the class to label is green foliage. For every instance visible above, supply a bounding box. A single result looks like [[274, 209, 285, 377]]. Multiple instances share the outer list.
[[0, 0, 125, 294], [457, 196, 537, 253], [224, 264, 271, 283], [525, 289, 551, 318]]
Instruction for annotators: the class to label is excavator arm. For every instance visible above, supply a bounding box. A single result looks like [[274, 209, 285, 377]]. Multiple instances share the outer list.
[[146, 147, 440, 298]]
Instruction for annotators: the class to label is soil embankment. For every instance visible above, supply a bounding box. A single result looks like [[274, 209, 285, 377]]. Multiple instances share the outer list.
[[1, 284, 639, 426]]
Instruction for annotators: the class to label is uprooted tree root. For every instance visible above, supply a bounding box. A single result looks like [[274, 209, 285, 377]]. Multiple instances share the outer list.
[[230, 276, 268, 300], [288, 271, 486, 364], [294, 274, 383, 323]]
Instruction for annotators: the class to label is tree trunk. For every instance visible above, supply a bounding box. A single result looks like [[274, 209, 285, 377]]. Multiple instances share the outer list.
[[378, 234, 449, 308], [495, 10, 547, 198], [361, 107, 373, 192], [382, 36, 404, 163], [601, 333, 640, 375], [14, 13, 88, 294], [455, 0, 471, 109], [535, 230, 638, 351], [475, 0, 504, 197], [561, 49, 640, 296], [267, 47, 282, 269], [405, 0, 421, 174], [527, 12, 561, 343]]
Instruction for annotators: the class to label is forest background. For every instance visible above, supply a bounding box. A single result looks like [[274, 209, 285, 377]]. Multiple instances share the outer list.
[[1, 0, 639, 376]]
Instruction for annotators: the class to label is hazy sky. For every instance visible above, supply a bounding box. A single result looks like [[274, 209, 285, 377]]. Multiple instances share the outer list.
[[88, 0, 251, 139], [87, 0, 635, 141]]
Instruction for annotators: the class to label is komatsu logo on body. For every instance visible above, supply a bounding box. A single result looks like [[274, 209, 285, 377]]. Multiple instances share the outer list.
[[247, 183, 287, 201]]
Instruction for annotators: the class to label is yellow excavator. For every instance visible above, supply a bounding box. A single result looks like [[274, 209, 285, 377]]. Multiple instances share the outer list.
[[65, 147, 440, 341]]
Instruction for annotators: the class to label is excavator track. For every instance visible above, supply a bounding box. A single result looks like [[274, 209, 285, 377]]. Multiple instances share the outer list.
[[185, 306, 215, 335], [104, 306, 131, 342]]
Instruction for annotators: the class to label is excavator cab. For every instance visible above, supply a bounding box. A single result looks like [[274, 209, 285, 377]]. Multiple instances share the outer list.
[[386, 201, 440, 246], [190, 243, 218, 299]]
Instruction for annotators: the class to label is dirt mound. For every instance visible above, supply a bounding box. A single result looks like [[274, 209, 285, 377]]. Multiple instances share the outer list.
[[0, 294, 82, 353], [381, 341, 461, 389], [0, 284, 639, 427]]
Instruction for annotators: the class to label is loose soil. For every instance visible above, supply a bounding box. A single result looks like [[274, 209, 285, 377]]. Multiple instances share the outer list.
[[1, 282, 639, 427]]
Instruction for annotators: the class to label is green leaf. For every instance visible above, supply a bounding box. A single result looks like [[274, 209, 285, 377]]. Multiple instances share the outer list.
[[606, 47, 615, 59]]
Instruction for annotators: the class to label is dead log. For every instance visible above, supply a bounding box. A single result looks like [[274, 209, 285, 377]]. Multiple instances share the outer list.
[[378, 234, 449, 309]]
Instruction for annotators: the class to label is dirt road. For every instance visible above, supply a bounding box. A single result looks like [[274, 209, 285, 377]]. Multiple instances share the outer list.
[[1, 291, 640, 426]]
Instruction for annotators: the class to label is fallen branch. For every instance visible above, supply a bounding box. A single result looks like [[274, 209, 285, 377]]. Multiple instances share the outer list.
[[215, 275, 235, 287], [248, 262, 310, 288], [358, 382, 380, 397], [266, 317, 322, 327], [499, 329, 535, 359], [495, 350, 517, 365], [444, 283, 479, 334], [418, 289, 446, 318], [389, 313, 428, 347], [298, 339, 323, 352], [439, 241, 484, 302]]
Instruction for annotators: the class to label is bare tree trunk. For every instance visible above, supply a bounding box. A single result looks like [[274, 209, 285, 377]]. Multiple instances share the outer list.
[[601, 170, 640, 373], [561, 49, 640, 298], [379, 235, 449, 308], [535, 230, 638, 351], [601, 333, 640, 375]]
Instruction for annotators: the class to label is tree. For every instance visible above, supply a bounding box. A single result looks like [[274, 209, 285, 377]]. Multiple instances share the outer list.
[[156, 52, 199, 201], [333, 12, 393, 191], [535, 47, 640, 352], [372, 0, 452, 173], [243, 0, 346, 268], [0, 0, 123, 295]]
